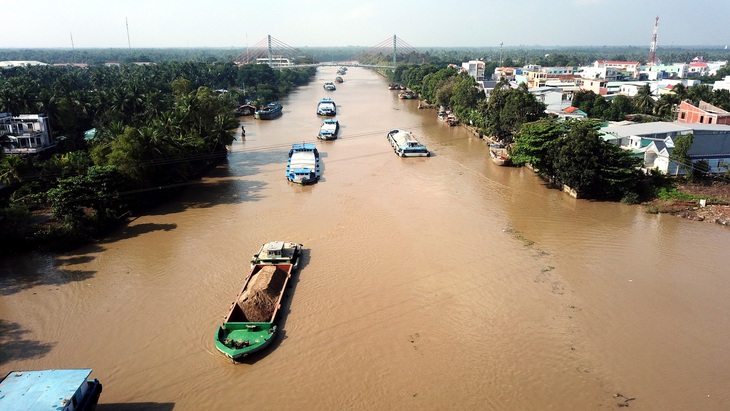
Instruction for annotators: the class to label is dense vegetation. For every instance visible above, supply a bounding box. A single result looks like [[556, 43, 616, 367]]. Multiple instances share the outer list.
[[390, 60, 729, 202], [0, 60, 315, 255]]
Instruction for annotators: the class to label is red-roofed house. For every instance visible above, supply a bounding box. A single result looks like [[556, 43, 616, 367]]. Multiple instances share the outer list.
[[688, 62, 709, 77]]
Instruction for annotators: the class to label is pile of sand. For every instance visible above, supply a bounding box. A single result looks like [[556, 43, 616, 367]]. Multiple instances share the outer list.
[[237, 265, 289, 322]]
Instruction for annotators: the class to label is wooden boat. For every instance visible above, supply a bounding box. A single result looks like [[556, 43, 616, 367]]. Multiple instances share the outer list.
[[386, 129, 430, 157], [251, 241, 303, 269], [398, 90, 417, 99], [286, 143, 321, 184], [335, 76, 344, 83], [0, 369, 102, 411], [316, 98, 336, 116], [317, 118, 340, 140], [234, 104, 257, 116], [255, 102, 283, 120], [215, 264, 294, 361], [489, 143, 511, 166]]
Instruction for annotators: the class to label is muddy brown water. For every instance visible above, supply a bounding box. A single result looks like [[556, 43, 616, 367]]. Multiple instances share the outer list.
[[2, 67, 730, 410]]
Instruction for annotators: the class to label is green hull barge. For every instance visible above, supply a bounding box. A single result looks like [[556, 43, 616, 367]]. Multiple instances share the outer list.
[[215, 263, 293, 361]]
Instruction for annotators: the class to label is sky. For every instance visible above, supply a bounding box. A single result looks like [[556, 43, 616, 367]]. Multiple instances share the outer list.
[[3, 0, 729, 49]]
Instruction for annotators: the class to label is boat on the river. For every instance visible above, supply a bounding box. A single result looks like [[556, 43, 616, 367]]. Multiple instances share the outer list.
[[323, 82, 336, 91], [387, 129, 430, 157], [251, 241, 303, 269], [316, 98, 337, 116], [317, 118, 340, 140], [335, 76, 344, 83], [0, 369, 102, 411], [234, 103, 257, 116], [286, 143, 321, 184], [255, 102, 283, 120], [489, 143, 511, 166], [398, 90, 417, 99], [215, 263, 294, 361]]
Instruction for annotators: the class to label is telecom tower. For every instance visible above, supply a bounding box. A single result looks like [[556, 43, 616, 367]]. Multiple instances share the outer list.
[[648, 16, 659, 66]]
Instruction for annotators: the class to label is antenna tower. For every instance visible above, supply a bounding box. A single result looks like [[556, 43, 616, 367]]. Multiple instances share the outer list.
[[648, 16, 659, 65], [126, 17, 132, 50]]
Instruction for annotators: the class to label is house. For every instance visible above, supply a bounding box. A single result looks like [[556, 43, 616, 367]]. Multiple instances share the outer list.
[[713, 76, 730, 92], [461, 60, 486, 82], [676, 100, 730, 125], [0, 112, 55, 155], [600, 121, 730, 174]]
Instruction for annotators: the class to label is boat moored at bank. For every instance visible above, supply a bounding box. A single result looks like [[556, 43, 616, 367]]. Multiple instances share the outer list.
[[0, 369, 102, 411], [386, 129, 430, 157], [255, 102, 283, 120], [488, 143, 512, 166], [316, 98, 337, 116], [286, 143, 321, 184], [317, 118, 340, 140]]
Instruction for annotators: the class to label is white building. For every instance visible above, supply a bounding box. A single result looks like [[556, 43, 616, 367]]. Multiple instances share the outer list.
[[461, 60, 485, 82], [0, 113, 55, 154], [713, 76, 730, 92]]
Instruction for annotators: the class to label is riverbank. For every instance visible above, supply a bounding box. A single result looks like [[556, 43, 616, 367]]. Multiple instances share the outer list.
[[646, 180, 730, 226]]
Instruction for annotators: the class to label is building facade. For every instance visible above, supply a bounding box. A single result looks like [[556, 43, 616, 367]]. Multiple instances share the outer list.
[[0, 113, 55, 154]]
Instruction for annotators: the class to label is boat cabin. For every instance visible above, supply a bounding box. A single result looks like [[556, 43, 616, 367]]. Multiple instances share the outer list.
[[0, 369, 102, 411]]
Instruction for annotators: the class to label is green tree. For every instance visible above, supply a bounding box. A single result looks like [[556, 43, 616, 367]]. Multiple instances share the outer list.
[[669, 133, 693, 175], [511, 119, 564, 175], [481, 81, 546, 142], [633, 84, 655, 115]]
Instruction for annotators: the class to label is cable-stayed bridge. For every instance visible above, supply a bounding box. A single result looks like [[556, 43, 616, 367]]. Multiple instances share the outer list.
[[233, 35, 421, 69]]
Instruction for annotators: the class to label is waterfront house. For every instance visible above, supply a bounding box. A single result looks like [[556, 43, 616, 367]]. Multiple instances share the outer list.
[[600, 121, 730, 174]]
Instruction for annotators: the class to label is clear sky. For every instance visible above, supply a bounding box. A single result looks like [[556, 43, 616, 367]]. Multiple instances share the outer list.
[[3, 0, 729, 49]]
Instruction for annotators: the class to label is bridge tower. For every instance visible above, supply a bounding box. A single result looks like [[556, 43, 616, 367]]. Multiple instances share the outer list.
[[267, 35, 273, 66], [393, 35, 397, 68]]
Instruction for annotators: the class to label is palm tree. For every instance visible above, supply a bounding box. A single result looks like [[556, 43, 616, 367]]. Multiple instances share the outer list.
[[633, 84, 655, 115]]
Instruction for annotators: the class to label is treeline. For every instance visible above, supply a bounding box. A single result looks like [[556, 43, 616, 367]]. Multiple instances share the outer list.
[[390, 64, 730, 202], [0, 62, 315, 255]]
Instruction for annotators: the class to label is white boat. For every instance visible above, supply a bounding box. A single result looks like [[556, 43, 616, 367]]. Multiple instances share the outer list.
[[251, 241, 303, 269], [386, 129, 430, 157], [323, 82, 336, 91], [0, 369, 102, 411], [488, 143, 511, 166], [317, 119, 340, 140], [286, 143, 321, 185], [316, 98, 337, 116]]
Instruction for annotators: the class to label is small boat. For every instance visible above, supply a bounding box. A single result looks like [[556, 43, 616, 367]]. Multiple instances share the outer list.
[[323, 82, 336, 91], [215, 264, 294, 361], [316, 98, 337, 116], [286, 143, 321, 184], [398, 90, 417, 99], [335, 76, 344, 83], [489, 143, 511, 166], [255, 102, 283, 120], [0, 369, 102, 411], [234, 104, 257, 116], [251, 241, 303, 269], [317, 118, 340, 140], [386, 129, 430, 157]]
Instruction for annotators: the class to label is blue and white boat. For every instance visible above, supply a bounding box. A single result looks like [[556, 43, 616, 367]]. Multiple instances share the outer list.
[[0, 368, 102, 411], [316, 98, 336, 116], [286, 143, 321, 185], [317, 119, 340, 140], [386, 129, 431, 157]]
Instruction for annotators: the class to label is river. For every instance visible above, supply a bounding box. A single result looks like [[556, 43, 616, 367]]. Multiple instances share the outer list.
[[2, 66, 730, 410]]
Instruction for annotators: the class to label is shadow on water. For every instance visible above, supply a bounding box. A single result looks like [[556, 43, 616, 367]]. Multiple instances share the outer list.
[[96, 222, 178, 245], [97, 402, 175, 411], [0, 320, 55, 365], [0, 254, 97, 296], [235, 249, 308, 365]]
